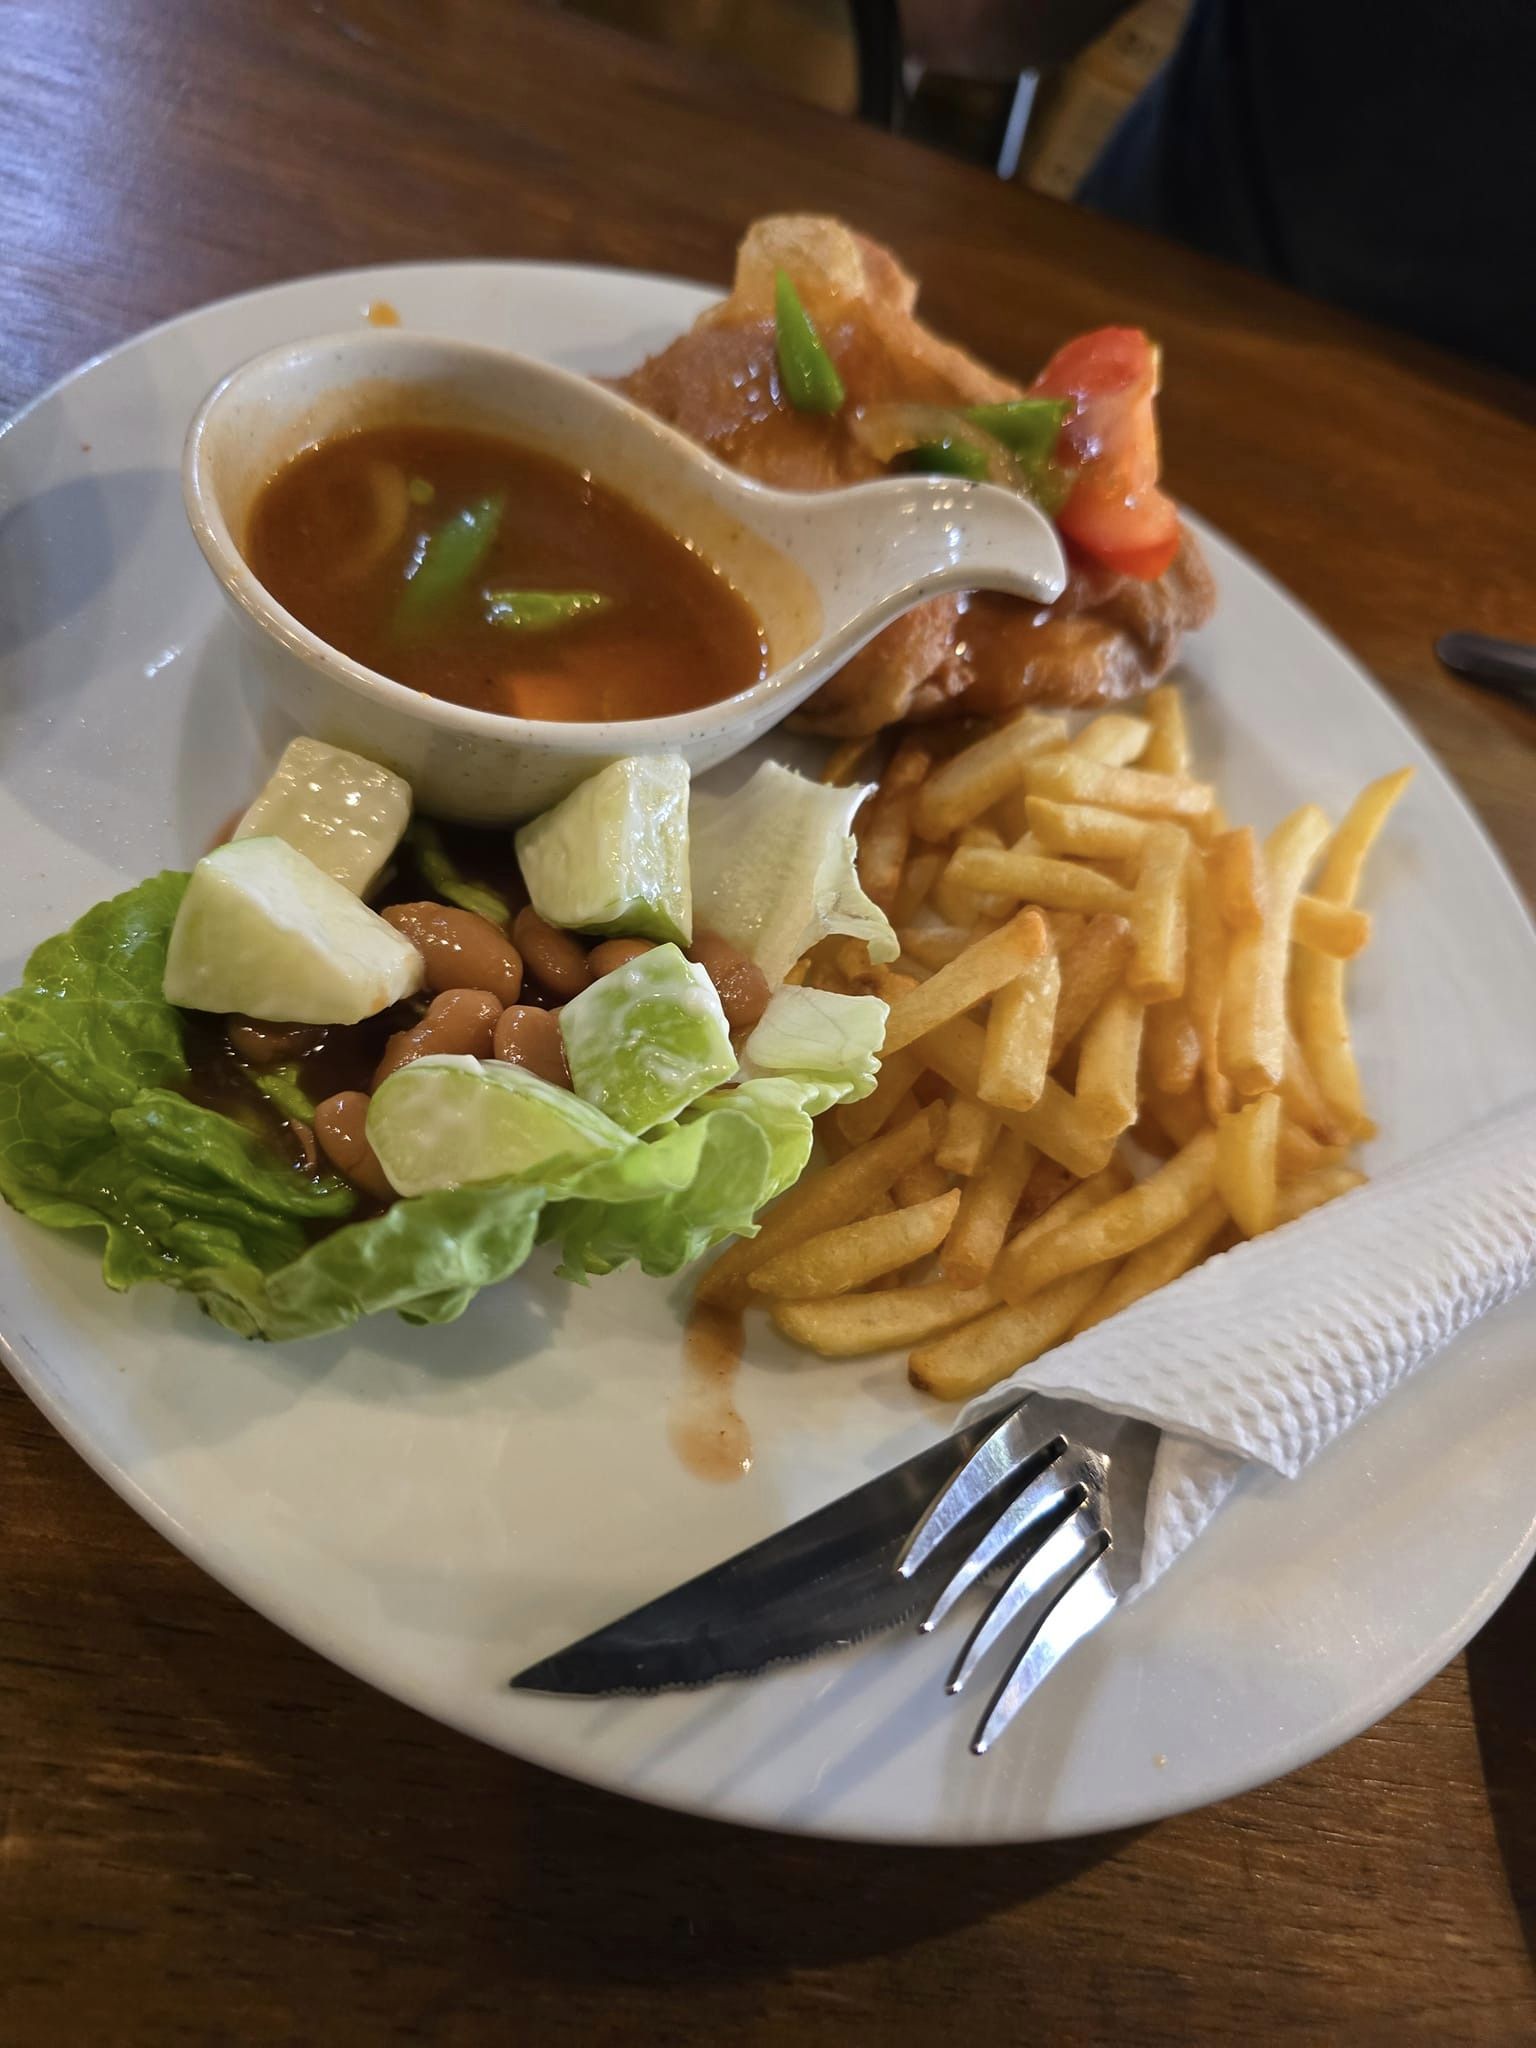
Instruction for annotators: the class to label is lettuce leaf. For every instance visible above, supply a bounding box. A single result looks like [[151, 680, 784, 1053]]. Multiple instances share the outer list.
[[551, 1075, 838, 1279], [690, 762, 897, 987], [740, 986, 887, 1105], [404, 819, 512, 925]]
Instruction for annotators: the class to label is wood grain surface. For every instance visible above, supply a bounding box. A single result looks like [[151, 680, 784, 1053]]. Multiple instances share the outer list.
[[2, 2, 1533, 2038]]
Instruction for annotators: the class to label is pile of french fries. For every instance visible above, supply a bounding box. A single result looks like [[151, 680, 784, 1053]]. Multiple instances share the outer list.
[[700, 684, 1412, 1402]]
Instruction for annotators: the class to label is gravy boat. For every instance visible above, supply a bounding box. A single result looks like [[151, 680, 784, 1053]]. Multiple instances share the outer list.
[[184, 328, 1066, 821]]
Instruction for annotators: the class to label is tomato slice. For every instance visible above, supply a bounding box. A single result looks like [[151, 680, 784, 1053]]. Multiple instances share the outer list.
[[1030, 326, 1180, 581]]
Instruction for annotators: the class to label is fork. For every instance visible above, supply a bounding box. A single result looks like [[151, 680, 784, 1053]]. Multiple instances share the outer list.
[[895, 1396, 1118, 1754]]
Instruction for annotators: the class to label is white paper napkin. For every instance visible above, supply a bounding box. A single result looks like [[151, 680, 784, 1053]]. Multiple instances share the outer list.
[[1006, 1094, 1536, 1590]]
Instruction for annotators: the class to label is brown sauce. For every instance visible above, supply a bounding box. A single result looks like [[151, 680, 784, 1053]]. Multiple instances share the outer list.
[[245, 423, 769, 722], [670, 1299, 752, 1482]]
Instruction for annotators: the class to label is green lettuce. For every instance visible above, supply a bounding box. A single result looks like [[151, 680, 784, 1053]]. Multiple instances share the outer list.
[[404, 819, 512, 925], [550, 1076, 825, 1279], [0, 875, 545, 1340], [740, 986, 887, 1106]]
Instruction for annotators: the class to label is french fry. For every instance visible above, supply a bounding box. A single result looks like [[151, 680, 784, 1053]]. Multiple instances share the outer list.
[[1278, 1027, 1351, 1147], [1064, 713, 1151, 765], [1144, 997, 1202, 1095], [770, 1281, 996, 1357], [917, 1010, 987, 1098], [881, 908, 1048, 1053], [1070, 1193, 1226, 1334], [1185, 849, 1232, 1120], [1128, 822, 1189, 1000], [996, 1128, 1218, 1302], [858, 739, 930, 912], [1276, 1121, 1346, 1179], [990, 780, 1039, 846], [1005, 1161, 1129, 1260], [1292, 769, 1413, 1131], [1273, 1163, 1367, 1227], [833, 937, 878, 986], [935, 1092, 999, 1177], [1022, 754, 1215, 822], [1012, 1155, 1083, 1233], [898, 921, 995, 969], [698, 1104, 942, 1304], [1011, 1078, 1121, 1176], [1050, 914, 1134, 1062], [1219, 804, 1330, 1096], [1074, 985, 1145, 1133], [835, 1045, 922, 1145], [1024, 796, 1152, 861], [1141, 683, 1191, 777], [749, 1190, 960, 1299], [909, 1267, 1113, 1399], [958, 821, 1007, 851], [1215, 1091, 1282, 1237], [893, 1159, 955, 1207], [1208, 826, 1264, 931], [979, 950, 1060, 1111], [910, 709, 1068, 840], [892, 846, 948, 926], [858, 791, 913, 915], [1044, 908, 1088, 952], [1293, 894, 1371, 958], [869, 968, 920, 1004], [946, 846, 1134, 917], [1314, 767, 1414, 902], [820, 735, 875, 786], [940, 1128, 1038, 1286]]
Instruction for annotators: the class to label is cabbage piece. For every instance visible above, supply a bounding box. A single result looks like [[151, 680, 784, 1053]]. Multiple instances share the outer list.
[[163, 837, 424, 1023], [558, 943, 735, 1134], [516, 755, 692, 944], [740, 986, 888, 1107], [234, 736, 412, 896], [367, 1055, 633, 1197], [689, 761, 896, 988]]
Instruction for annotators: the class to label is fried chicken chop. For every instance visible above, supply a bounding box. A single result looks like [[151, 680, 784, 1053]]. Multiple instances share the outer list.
[[618, 217, 1215, 738]]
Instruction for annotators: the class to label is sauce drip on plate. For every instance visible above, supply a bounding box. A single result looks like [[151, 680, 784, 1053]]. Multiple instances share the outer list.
[[671, 1299, 752, 1482]]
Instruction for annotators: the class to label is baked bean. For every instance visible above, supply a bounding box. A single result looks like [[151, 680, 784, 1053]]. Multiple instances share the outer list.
[[513, 907, 592, 999], [373, 987, 503, 1087], [588, 937, 656, 977], [313, 1090, 395, 1203], [287, 1118, 321, 1177], [227, 1015, 326, 1064], [688, 928, 771, 1032], [382, 901, 523, 1005], [492, 1004, 571, 1089]]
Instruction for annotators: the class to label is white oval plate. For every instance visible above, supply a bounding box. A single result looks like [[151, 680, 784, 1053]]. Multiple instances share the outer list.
[[2, 262, 1534, 1845]]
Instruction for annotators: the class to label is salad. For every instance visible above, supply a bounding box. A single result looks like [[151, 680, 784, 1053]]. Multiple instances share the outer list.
[[0, 739, 894, 1341]]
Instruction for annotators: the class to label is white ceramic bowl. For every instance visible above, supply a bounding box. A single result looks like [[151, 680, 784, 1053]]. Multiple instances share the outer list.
[[182, 328, 1066, 821]]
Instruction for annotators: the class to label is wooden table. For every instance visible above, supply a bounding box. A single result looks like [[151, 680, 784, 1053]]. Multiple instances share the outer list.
[[4, 2, 1533, 2037]]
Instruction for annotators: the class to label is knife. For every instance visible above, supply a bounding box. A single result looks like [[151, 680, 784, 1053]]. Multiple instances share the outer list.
[[509, 1395, 1029, 1696]]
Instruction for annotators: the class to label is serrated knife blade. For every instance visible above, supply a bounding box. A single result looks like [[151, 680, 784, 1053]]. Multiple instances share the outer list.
[[509, 1396, 1028, 1696]]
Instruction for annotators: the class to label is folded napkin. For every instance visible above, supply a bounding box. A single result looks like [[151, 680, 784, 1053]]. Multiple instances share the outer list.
[[1004, 1094, 1536, 1590]]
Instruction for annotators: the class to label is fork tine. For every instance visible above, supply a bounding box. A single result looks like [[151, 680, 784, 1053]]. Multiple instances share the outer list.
[[896, 1398, 1054, 1579], [971, 1550, 1117, 1755], [920, 1457, 1077, 1633], [946, 1503, 1102, 1695]]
